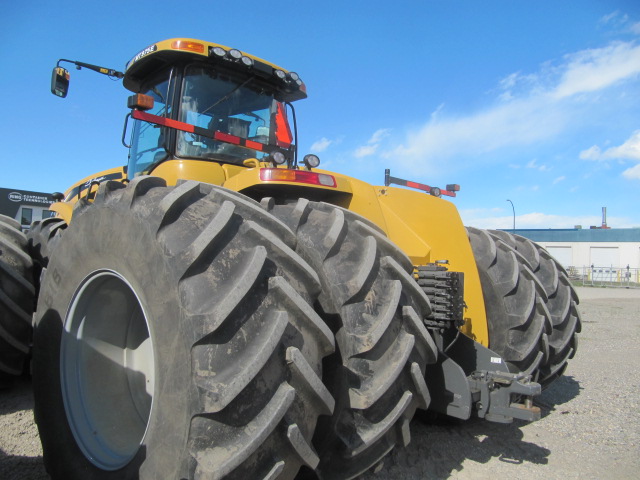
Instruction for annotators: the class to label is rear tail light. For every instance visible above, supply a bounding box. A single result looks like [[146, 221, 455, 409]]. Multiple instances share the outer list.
[[260, 168, 336, 187]]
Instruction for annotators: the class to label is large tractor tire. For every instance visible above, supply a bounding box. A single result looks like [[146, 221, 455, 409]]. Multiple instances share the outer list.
[[32, 177, 335, 480], [466, 227, 551, 379], [0, 214, 35, 387], [487, 230, 581, 388], [28, 217, 67, 268], [265, 198, 437, 479], [27, 217, 67, 292]]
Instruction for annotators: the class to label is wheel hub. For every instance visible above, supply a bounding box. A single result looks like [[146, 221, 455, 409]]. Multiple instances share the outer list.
[[61, 270, 155, 470]]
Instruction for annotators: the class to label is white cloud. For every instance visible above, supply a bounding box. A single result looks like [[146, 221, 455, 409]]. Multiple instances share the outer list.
[[553, 175, 566, 184], [369, 128, 391, 144], [430, 103, 445, 121], [499, 72, 520, 90], [385, 40, 640, 172], [388, 96, 568, 167], [599, 10, 640, 35], [354, 144, 378, 158], [552, 42, 640, 99], [623, 163, 640, 179], [310, 137, 333, 152], [354, 128, 391, 158], [580, 130, 640, 162], [600, 11, 623, 25], [579, 145, 603, 161], [526, 159, 550, 171]]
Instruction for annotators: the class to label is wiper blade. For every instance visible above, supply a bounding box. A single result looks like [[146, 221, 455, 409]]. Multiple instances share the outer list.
[[201, 76, 254, 116]]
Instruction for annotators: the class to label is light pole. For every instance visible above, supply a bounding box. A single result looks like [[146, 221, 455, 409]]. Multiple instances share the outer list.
[[506, 199, 515, 232]]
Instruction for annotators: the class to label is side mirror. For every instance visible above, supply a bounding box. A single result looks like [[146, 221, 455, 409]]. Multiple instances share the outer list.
[[51, 67, 70, 98]]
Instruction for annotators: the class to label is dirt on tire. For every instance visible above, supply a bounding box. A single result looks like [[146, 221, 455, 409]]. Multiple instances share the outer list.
[[266, 199, 436, 479]]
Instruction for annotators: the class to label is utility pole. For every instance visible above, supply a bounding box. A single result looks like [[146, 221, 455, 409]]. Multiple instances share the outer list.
[[506, 199, 515, 232]]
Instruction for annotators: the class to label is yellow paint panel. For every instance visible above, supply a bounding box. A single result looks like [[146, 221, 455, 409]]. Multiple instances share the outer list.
[[374, 186, 489, 345], [49, 202, 73, 224], [55, 160, 489, 345], [150, 160, 226, 186]]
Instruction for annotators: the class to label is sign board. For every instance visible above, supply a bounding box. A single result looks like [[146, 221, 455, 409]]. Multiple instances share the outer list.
[[0, 187, 54, 219]]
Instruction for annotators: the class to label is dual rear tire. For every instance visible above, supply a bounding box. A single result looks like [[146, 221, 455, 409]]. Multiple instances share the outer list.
[[467, 227, 580, 388], [265, 199, 437, 479]]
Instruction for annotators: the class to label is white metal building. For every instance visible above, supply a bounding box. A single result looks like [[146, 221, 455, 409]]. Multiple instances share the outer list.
[[508, 228, 640, 270]]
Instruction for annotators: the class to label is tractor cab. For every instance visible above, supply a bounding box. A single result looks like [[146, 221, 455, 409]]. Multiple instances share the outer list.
[[122, 39, 306, 177]]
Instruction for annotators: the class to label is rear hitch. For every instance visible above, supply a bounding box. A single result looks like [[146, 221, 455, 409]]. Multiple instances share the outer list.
[[424, 333, 542, 423], [468, 370, 541, 423]]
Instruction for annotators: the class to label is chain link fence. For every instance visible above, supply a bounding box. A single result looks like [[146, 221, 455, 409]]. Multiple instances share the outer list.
[[567, 265, 640, 288]]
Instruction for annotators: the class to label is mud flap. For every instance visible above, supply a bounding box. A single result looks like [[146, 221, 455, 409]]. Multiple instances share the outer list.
[[425, 333, 541, 423]]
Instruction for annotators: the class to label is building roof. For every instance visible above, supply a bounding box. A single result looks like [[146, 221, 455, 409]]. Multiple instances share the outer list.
[[504, 228, 640, 243]]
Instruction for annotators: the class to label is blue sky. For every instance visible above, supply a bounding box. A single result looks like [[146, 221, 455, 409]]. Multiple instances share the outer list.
[[2, 0, 639, 228]]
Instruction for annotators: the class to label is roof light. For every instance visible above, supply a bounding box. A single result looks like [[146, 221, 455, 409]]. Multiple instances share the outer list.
[[240, 56, 254, 67], [288, 72, 299, 81], [228, 49, 242, 59], [270, 152, 286, 165], [303, 154, 320, 168], [170, 40, 205, 53], [260, 168, 336, 187], [211, 46, 226, 57], [446, 184, 461, 192], [274, 70, 286, 80], [430, 187, 442, 197]]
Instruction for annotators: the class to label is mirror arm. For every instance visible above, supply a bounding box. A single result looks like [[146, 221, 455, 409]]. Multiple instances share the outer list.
[[57, 59, 124, 79]]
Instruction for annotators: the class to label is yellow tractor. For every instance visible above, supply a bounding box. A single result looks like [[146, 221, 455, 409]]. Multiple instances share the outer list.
[[7, 38, 581, 479]]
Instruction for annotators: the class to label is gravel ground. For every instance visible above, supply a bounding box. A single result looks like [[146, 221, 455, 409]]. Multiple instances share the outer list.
[[1, 286, 638, 479]]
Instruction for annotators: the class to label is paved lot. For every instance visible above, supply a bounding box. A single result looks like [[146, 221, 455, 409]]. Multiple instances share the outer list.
[[1, 287, 638, 479]]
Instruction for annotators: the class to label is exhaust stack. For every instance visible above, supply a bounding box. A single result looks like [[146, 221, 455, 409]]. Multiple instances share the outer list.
[[601, 207, 610, 229]]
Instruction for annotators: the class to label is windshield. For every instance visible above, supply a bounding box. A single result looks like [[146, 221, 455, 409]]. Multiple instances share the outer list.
[[177, 65, 289, 164]]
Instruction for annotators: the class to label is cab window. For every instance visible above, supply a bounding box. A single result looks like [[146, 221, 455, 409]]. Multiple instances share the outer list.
[[176, 65, 276, 164]]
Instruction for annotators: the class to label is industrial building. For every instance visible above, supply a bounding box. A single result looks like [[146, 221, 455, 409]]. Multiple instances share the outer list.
[[510, 227, 640, 285], [0, 187, 55, 231], [512, 228, 640, 269]]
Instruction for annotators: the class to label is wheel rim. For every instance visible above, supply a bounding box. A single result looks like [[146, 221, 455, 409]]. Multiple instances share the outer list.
[[61, 270, 155, 470]]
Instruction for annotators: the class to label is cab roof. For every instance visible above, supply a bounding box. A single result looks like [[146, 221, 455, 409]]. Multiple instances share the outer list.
[[123, 38, 307, 102]]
